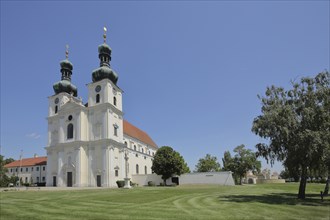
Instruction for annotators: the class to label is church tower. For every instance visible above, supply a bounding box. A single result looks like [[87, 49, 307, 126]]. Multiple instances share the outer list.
[[46, 45, 87, 187], [49, 45, 78, 117], [85, 28, 126, 187], [87, 27, 124, 143]]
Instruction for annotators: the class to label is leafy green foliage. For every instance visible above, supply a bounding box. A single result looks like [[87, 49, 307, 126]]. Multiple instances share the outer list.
[[279, 168, 299, 182], [151, 146, 190, 184], [222, 145, 261, 184], [0, 155, 17, 187], [116, 180, 125, 188], [252, 71, 330, 199], [195, 154, 221, 172]]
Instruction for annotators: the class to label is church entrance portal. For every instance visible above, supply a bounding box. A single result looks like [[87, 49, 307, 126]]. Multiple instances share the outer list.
[[97, 175, 101, 187], [53, 176, 57, 186], [67, 172, 73, 187]]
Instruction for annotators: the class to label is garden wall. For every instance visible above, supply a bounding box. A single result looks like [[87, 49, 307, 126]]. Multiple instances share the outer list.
[[132, 172, 235, 186]]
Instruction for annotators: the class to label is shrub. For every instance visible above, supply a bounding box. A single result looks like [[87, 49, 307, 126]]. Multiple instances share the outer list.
[[131, 182, 138, 187], [320, 178, 327, 184], [116, 180, 125, 188], [148, 181, 155, 186], [36, 182, 46, 187], [159, 182, 164, 186], [23, 183, 30, 187]]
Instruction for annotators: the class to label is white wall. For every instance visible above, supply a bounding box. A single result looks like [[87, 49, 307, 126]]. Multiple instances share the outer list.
[[179, 172, 235, 185], [132, 172, 235, 186], [132, 173, 165, 186], [6, 164, 47, 185]]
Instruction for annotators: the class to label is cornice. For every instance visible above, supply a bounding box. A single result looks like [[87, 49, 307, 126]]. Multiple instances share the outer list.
[[88, 102, 123, 116], [86, 78, 124, 93]]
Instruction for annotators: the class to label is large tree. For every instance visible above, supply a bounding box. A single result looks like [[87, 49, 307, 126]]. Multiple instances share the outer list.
[[222, 145, 261, 184], [252, 71, 330, 199], [151, 146, 190, 185], [195, 154, 221, 172]]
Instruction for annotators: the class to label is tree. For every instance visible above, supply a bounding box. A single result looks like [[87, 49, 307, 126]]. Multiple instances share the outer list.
[[151, 146, 190, 185], [195, 154, 221, 172], [279, 168, 299, 182], [0, 155, 17, 187], [222, 145, 261, 184], [252, 71, 330, 199], [222, 151, 238, 183]]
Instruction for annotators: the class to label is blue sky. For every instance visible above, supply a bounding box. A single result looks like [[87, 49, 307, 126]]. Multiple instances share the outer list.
[[1, 1, 329, 173]]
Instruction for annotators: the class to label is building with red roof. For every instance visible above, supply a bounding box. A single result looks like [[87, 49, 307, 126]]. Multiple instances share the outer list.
[[5, 155, 47, 185]]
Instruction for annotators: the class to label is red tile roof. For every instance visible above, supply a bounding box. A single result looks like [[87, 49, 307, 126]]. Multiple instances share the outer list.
[[123, 120, 158, 148], [4, 156, 47, 168]]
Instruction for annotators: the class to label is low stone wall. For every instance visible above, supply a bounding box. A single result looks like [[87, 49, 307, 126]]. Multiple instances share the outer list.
[[179, 172, 235, 185], [256, 179, 286, 184], [132, 172, 235, 186], [132, 174, 166, 186]]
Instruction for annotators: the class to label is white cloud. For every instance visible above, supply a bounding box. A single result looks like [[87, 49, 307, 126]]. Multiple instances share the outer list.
[[26, 133, 41, 139]]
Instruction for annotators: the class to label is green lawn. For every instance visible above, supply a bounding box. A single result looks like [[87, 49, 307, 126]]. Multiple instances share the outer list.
[[0, 183, 329, 220]]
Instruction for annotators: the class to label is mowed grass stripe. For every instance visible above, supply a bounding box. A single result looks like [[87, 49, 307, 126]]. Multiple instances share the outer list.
[[1, 183, 329, 220]]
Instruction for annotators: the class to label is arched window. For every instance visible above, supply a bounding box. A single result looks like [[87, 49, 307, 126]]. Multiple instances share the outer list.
[[67, 123, 73, 139], [136, 164, 139, 174], [144, 166, 147, 174], [141, 148, 144, 153], [55, 105, 58, 114], [96, 94, 100, 103], [113, 97, 117, 106], [134, 145, 136, 151], [125, 141, 127, 146]]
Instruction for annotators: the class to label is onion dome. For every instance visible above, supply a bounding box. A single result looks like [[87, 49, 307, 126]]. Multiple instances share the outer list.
[[53, 45, 78, 97], [92, 27, 118, 84]]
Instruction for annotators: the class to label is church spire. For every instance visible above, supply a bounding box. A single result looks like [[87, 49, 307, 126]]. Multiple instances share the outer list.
[[61, 44, 73, 81], [53, 45, 78, 97], [92, 26, 118, 84], [65, 44, 69, 59], [103, 27, 107, 43]]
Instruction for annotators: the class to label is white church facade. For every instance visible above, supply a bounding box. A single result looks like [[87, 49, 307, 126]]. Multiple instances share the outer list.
[[45, 30, 158, 187]]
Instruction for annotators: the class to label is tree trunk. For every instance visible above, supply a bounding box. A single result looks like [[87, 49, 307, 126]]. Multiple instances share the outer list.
[[163, 179, 166, 186], [298, 167, 307, 199], [323, 176, 330, 195]]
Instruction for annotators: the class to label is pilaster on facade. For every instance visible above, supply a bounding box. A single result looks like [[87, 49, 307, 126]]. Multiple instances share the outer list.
[[74, 146, 81, 187], [57, 151, 64, 187], [76, 113, 82, 141], [88, 146, 95, 186], [109, 146, 115, 187], [102, 146, 110, 187]]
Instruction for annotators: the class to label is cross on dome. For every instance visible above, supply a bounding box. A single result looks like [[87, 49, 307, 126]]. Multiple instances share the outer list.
[[103, 27, 107, 43], [65, 44, 69, 59]]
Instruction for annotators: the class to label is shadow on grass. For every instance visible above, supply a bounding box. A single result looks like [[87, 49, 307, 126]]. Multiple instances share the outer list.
[[219, 193, 330, 206]]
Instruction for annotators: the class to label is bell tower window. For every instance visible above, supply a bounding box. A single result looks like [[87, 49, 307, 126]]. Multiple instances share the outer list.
[[67, 123, 74, 139], [96, 94, 100, 103], [113, 124, 118, 136], [55, 105, 58, 114], [113, 97, 117, 106]]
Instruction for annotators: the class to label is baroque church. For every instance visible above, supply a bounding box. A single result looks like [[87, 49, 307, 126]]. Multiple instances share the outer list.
[[45, 29, 158, 187]]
